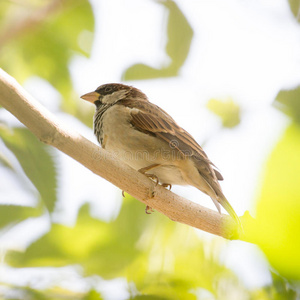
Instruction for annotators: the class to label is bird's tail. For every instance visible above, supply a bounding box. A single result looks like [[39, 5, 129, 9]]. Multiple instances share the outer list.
[[217, 195, 242, 230]]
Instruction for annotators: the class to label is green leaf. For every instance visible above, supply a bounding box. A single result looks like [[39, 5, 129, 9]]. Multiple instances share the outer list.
[[0, 0, 95, 113], [0, 127, 57, 212], [164, 0, 194, 71], [124, 217, 235, 297], [131, 296, 170, 300], [274, 85, 300, 122], [0, 284, 103, 300], [287, 0, 300, 22], [206, 98, 241, 128], [7, 199, 149, 278], [0, 204, 42, 229], [0, 150, 14, 169], [123, 64, 177, 81], [7, 196, 240, 297], [131, 287, 196, 300], [248, 123, 300, 280], [269, 272, 298, 300], [83, 290, 103, 300], [123, 0, 193, 80]]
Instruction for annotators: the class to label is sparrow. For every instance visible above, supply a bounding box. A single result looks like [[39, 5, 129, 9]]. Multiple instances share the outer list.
[[81, 83, 241, 226]]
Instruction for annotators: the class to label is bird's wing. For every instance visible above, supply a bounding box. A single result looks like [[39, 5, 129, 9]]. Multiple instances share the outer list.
[[118, 99, 223, 182]]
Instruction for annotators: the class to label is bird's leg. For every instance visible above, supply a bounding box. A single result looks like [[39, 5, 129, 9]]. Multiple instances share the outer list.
[[139, 164, 162, 214], [138, 164, 161, 186], [161, 183, 172, 190], [138, 163, 161, 174]]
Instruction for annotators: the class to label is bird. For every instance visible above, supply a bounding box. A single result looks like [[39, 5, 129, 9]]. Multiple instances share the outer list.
[[81, 83, 241, 226]]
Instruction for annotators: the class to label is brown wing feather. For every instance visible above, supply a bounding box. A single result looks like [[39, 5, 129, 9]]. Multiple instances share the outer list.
[[119, 98, 245, 223], [118, 98, 223, 182]]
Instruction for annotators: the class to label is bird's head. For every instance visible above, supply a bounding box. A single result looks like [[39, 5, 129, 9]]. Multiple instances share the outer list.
[[81, 83, 148, 107]]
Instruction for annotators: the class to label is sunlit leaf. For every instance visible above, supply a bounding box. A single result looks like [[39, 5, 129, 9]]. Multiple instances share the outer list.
[[0, 127, 57, 212], [7, 199, 148, 278], [131, 296, 170, 300], [248, 123, 300, 280], [123, 64, 176, 81], [287, 0, 300, 22], [0, 150, 14, 169], [274, 85, 300, 122], [7, 196, 237, 298], [83, 289, 103, 300], [206, 98, 240, 128], [133, 285, 197, 300], [164, 0, 193, 70], [124, 215, 236, 297], [0, 0, 94, 114], [269, 272, 298, 300], [123, 0, 193, 80], [0, 204, 42, 229], [0, 284, 103, 300]]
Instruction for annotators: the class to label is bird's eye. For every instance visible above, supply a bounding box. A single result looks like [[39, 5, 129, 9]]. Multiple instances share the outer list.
[[104, 86, 113, 93]]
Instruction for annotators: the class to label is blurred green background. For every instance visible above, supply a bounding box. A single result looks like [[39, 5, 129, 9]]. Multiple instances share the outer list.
[[0, 0, 300, 299]]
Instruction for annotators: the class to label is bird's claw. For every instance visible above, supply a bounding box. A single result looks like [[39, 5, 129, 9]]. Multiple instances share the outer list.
[[144, 174, 159, 186], [161, 183, 172, 190], [138, 165, 160, 186], [145, 205, 155, 214]]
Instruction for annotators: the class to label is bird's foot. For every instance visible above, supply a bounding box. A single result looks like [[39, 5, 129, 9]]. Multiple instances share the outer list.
[[161, 183, 172, 190], [139, 164, 161, 186], [122, 190, 125, 197], [145, 205, 155, 214], [144, 173, 159, 186]]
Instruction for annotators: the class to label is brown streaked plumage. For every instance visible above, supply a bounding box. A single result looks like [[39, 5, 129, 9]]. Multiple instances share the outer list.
[[81, 83, 241, 227]]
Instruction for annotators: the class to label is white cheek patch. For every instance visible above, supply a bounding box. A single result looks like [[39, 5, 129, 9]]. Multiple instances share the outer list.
[[102, 90, 129, 104]]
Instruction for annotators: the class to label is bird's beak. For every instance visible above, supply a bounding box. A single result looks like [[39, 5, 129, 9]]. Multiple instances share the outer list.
[[80, 91, 100, 103]]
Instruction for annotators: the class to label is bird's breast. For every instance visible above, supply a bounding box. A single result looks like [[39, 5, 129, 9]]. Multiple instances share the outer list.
[[95, 105, 189, 185], [98, 105, 162, 163]]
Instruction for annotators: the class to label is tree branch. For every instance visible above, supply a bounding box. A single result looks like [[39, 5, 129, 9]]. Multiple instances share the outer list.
[[0, 69, 246, 240]]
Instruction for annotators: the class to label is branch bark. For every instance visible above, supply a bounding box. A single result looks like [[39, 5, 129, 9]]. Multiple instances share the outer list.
[[0, 69, 246, 240]]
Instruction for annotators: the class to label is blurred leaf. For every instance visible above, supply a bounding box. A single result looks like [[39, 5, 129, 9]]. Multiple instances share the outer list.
[[123, 64, 177, 81], [124, 214, 237, 298], [83, 289, 103, 300], [0, 0, 94, 114], [274, 86, 300, 122], [0, 150, 14, 169], [123, 0, 193, 80], [12, 287, 48, 300], [248, 123, 300, 280], [131, 296, 170, 300], [0, 204, 42, 229], [164, 0, 193, 70], [0, 127, 57, 212], [0, 284, 103, 300], [206, 98, 241, 128], [7, 199, 148, 278], [268, 272, 298, 300], [7, 197, 241, 297], [132, 286, 196, 300], [287, 0, 300, 22]]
